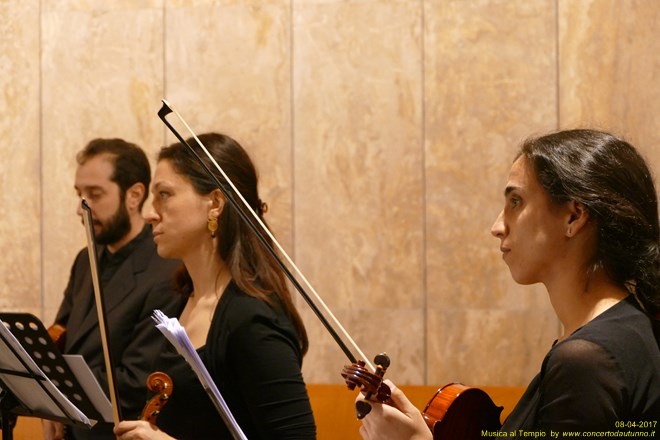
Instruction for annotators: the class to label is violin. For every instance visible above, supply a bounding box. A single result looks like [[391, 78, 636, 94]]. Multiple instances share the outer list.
[[342, 354, 502, 439], [421, 383, 502, 438], [141, 372, 173, 424]]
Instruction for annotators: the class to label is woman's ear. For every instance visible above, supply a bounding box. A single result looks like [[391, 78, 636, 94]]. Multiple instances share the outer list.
[[208, 188, 225, 219], [565, 201, 589, 237]]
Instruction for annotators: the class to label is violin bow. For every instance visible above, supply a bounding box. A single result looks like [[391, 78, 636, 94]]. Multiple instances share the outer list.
[[157, 100, 374, 371], [158, 102, 394, 420], [81, 199, 123, 427]]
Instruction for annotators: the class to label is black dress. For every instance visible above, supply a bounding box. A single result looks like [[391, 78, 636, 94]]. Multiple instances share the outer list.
[[153, 281, 316, 439], [502, 295, 660, 435]]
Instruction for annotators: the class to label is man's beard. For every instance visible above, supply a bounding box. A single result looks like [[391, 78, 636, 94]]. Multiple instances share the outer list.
[[95, 201, 132, 246]]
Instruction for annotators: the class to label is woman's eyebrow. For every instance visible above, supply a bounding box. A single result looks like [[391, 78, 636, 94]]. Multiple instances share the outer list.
[[151, 181, 170, 192]]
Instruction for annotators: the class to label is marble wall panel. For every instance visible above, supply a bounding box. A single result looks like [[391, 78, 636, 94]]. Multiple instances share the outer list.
[[293, 1, 425, 383], [164, 0, 293, 250], [0, 0, 41, 317], [558, 0, 660, 171], [424, 0, 560, 386], [40, 1, 165, 324]]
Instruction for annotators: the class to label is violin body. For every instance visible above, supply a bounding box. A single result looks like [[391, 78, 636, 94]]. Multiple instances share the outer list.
[[423, 383, 502, 439]]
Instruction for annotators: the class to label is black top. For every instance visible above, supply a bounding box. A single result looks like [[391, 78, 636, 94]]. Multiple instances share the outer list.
[[154, 281, 316, 439], [502, 295, 660, 434]]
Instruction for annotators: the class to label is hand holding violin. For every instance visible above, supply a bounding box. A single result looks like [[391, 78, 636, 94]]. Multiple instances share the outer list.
[[113, 372, 176, 439], [357, 380, 432, 440], [113, 421, 175, 440]]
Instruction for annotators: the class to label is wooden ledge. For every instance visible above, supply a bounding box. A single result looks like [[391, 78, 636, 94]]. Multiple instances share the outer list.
[[2, 384, 525, 439]]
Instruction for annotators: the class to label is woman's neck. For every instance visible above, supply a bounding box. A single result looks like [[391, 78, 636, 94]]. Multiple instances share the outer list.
[[546, 267, 628, 341], [183, 242, 230, 299]]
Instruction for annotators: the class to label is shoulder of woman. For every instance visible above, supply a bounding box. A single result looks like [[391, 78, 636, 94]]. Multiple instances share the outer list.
[[220, 283, 284, 324]]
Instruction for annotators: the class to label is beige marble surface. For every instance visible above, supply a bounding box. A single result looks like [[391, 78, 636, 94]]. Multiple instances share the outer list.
[[164, 0, 293, 248], [293, 0, 425, 383], [0, 0, 41, 317], [0, 0, 657, 389], [424, 0, 560, 386], [558, 0, 660, 170]]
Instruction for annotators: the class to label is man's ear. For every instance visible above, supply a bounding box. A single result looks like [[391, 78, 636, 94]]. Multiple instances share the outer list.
[[565, 201, 589, 237], [125, 182, 146, 212]]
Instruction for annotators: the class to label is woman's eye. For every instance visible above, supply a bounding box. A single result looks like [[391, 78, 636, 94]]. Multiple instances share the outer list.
[[510, 197, 521, 207], [159, 191, 170, 199]]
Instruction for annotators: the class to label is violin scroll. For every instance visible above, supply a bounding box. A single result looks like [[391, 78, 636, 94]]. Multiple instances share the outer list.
[[341, 353, 392, 419], [141, 372, 174, 424]]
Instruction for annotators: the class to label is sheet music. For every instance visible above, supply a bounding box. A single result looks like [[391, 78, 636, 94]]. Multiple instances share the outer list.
[[63, 355, 113, 422], [151, 310, 247, 440], [0, 321, 92, 426]]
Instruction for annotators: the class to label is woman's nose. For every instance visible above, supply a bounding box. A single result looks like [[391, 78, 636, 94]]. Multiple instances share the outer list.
[[143, 203, 159, 224], [490, 210, 505, 238]]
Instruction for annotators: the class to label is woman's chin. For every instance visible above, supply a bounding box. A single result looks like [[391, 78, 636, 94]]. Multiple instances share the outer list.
[[155, 244, 173, 259]]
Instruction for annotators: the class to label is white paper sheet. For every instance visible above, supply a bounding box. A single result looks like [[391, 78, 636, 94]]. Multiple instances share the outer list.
[[63, 355, 113, 423], [152, 309, 247, 440]]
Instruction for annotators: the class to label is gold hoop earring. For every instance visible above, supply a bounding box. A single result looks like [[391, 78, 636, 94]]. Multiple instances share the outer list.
[[208, 217, 218, 238]]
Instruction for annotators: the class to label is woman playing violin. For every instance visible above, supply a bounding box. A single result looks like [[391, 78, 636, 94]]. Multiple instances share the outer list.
[[114, 133, 316, 439], [358, 129, 660, 438]]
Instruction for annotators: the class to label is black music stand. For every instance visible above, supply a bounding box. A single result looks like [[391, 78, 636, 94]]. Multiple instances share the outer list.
[[0, 313, 104, 440]]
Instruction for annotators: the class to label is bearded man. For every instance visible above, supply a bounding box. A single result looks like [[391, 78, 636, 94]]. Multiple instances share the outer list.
[[44, 139, 183, 440]]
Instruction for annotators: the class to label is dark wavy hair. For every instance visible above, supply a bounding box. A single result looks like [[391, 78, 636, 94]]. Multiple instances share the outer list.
[[518, 129, 659, 317], [77, 138, 151, 210], [158, 132, 309, 354]]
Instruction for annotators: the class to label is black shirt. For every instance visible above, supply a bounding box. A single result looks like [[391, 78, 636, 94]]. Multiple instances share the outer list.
[[502, 295, 660, 435], [153, 282, 316, 439]]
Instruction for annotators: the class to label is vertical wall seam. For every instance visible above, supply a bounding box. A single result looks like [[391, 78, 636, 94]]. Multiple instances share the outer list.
[[39, 0, 45, 319], [162, 2, 168, 144], [420, 0, 428, 385], [289, 1, 296, 276], [555, 0, 561, 130]]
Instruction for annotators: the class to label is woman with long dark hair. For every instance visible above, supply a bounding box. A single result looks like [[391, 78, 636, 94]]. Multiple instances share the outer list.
[[357, 129, 659, 438], [114, 133, 315, 439]]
